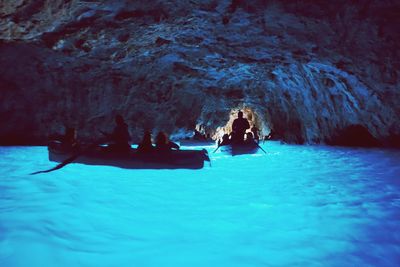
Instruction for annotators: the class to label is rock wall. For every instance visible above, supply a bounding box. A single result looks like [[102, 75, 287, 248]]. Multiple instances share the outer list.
[[0, 0, 399, 146]]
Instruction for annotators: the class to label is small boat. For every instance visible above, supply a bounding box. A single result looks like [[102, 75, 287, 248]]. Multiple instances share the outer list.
[[179, 139, 215, 146], [219, 143, 260, 156], [48, 141, 210, 169]]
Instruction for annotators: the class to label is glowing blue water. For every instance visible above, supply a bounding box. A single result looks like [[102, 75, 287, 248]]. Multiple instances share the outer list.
[[0, 142, 399, 267]]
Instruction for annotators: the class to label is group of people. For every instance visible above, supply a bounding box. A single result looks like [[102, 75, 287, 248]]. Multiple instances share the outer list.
[[218, 111, 260, 146], [192, 129, 212, 141], [56, 114, 179, 154], [104, 115, 180, 153], [137, 130, 179, 153], [56, 111, 270, 153]]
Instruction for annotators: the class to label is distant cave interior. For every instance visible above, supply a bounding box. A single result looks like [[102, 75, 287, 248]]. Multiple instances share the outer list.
[[195, 106, 271, 141]]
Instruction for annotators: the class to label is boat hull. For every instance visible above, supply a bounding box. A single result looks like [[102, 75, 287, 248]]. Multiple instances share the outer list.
[[179, 139, 215, 146], [48, 143, 209, 169], [219, 143, 259, 156]]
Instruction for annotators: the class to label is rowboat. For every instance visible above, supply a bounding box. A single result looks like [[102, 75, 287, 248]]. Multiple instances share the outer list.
[[179, 139, 215, 146], [219, 143, 259, 156], [48, 141, 210, 169]]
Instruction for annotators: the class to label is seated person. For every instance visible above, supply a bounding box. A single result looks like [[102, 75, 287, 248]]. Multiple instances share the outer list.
[[155, 132, 180, 151], [250, 125, 260, 143], [218, 134, 231, 146], [193, 129, 204, 140], [245, 132, 256, 144], [264, 129, 274, 142], [104, 115, 131, 152], [50, 127, 78, 150], [137, 131, 154, 153]]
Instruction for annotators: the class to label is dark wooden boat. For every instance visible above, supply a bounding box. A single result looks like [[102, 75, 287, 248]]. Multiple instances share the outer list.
[[179, 139, 215, 146], [219, 143, 259, 156], [48, 141, 210, 169]]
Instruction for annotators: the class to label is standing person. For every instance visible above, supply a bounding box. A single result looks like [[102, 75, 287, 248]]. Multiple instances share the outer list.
[[231, 110, 250, 143]]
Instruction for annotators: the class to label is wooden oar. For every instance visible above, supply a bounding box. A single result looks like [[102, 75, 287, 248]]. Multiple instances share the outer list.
[[213, 144, 222, 153], [255, 141, 267, 154], [30, 140, 104, 175]]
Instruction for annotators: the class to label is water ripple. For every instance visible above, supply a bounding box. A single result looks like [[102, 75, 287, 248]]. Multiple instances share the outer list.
[[0, 143, 399, 266]]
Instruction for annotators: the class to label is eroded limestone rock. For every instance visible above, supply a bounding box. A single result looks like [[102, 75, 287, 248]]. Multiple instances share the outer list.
[[0, 0, 399, 146]]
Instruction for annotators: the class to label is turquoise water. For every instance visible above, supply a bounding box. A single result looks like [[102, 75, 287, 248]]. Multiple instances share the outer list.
[[0, 142, 399, 267]]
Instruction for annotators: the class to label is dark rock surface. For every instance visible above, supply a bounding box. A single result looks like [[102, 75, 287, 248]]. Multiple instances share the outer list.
[[0, 0, 399, 146], [327, 124, 381, 148]]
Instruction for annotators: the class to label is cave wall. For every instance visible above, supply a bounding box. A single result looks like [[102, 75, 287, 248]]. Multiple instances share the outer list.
[[0, 0, 399, 145]]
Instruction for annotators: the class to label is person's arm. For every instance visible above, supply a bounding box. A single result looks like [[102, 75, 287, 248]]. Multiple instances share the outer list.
[[232, 120, 237, 131], [245, 120, 250, 130]]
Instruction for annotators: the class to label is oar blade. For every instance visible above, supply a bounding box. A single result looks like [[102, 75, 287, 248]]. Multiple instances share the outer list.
[[30, 153, 81, 175]]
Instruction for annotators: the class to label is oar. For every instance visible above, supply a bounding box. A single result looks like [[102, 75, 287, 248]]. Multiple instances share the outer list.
[[255, 141, 267, 154], [213, 144, 222, 153], [30, 140, 104, 175]]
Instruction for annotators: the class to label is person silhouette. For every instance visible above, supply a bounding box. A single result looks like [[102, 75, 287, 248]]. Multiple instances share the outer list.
[[245, 132, 256, 145], [264, 129, 274, 142], [51, 126, 78, 150], [104, 115, 131, 152], [155, 132, 179, 151], [231, 111, 250, 143], [218, 133, 231, 146], [250, 124, 260, 143], [63, 127, 78, 148], [193, 129, 205, 140], [137, 130, 154, 153]]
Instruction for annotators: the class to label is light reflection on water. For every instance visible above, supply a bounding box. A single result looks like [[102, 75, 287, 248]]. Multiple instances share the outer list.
[[0, 142, 399, 267]]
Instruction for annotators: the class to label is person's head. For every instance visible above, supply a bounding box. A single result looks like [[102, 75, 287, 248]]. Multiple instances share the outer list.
[[222, 134, 229, 141], [238, 111, 243, 118], [246, 132, 254, 140], [115, 115, 124, 125]]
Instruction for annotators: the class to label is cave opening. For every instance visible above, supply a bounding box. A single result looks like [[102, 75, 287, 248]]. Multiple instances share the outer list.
[[212, 107, 271, 141]]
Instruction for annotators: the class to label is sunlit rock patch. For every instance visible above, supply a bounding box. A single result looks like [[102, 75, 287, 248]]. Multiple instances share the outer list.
[[0, 0, 399, 146]]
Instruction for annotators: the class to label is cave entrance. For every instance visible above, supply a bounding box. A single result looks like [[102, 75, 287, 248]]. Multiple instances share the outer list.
[[214, 107, 270, 140]]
